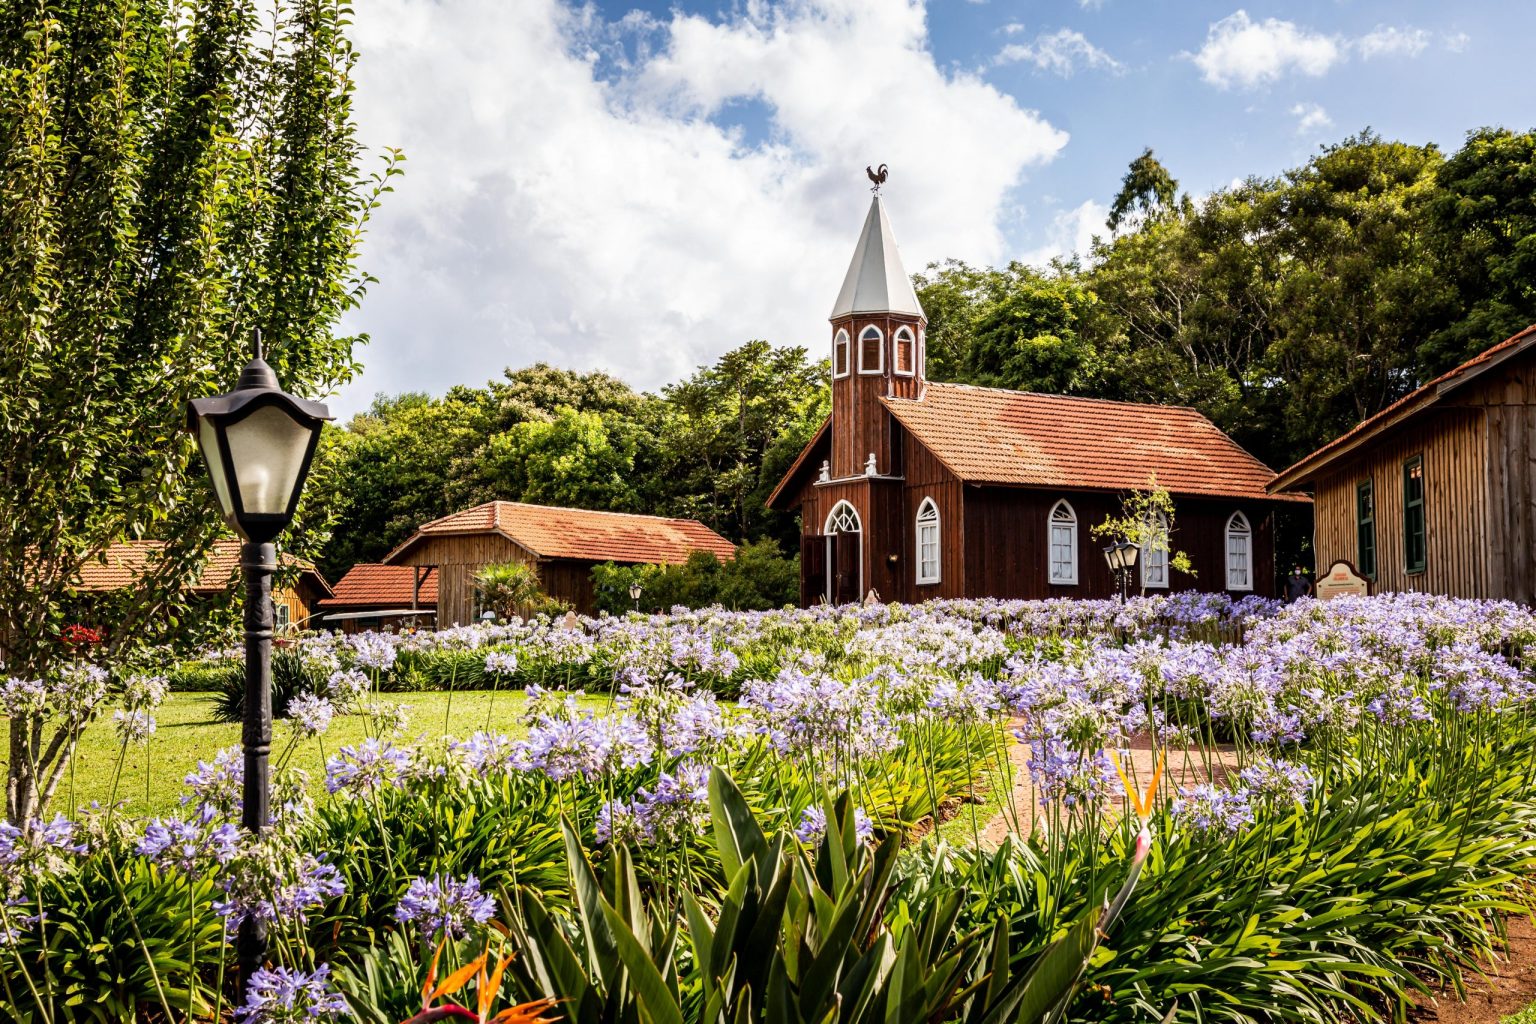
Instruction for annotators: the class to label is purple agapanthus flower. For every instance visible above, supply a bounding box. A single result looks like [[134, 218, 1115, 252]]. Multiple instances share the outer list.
[[324, 739, 412, 795], [137, 805, 241, 875], [235, 963, 349, 1022], [394, 874, 496, 938]]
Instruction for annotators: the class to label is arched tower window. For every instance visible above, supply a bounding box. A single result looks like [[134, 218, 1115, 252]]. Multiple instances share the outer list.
[[1226, 511, 1252, 591], [858, 325, 884, 375], [826, 500, 862, 535], [1048, 500, 1077, 585], [893, 326, 916, 376], [832, 328, 850, 379], [915, 498, 940, 584], [1140, 512, 1169, 590]]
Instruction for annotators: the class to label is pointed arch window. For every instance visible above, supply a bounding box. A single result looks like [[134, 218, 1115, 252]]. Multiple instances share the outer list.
[[893, 326, 916, 376], [916, 498, 941, 585], [1048, 500, 1077, 585], [1140, 512, 1169, 590], [826, 500, 861, 535], [858, 325, 884, 375], [832, 329, 850, 379], [1226, 511, 1252, 591]]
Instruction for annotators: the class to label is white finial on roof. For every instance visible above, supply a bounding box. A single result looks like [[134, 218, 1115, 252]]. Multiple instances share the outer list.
[[830, 189, 925, 321]]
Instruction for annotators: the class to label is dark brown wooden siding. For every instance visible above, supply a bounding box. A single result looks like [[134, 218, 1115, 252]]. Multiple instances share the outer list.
[[390, 533, 533, 625], [960, 489, 1277, 601], [828, 313, 924, 478], [1311, 409, 1489, 599], [900, 433, 966, 602]]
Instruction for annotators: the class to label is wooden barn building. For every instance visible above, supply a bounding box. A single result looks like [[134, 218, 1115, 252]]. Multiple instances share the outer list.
[[768, 193, 1306, 605], [381, 501, 737, 620], [1269, 325, 1536, 603], [71, 539, 332, 632], [316, 564, 439, 633]]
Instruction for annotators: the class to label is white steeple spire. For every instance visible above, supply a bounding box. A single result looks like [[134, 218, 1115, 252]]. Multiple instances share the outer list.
[[829, 195, 926, 321]]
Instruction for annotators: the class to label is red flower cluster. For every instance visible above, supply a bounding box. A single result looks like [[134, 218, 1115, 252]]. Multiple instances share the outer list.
[[61, 624, 104, 648]]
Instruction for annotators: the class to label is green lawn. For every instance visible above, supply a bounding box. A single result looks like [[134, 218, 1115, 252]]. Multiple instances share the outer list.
[[5, 689, 607, 818]]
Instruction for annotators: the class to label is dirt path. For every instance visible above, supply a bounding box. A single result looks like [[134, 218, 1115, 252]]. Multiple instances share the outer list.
[[1411, 916, 1536, 1023], [979, 723, 1240, 846]]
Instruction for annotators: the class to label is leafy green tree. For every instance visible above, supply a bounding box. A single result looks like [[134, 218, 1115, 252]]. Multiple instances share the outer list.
[[657, 341, 828, 545], [1422, 126, 1536, 371], [466, 406, 641, 511], [590, 539, 797, 615], [319, 392, 490, 579], [1106, 147, 1186, 233], [0, 0, 393, 821]]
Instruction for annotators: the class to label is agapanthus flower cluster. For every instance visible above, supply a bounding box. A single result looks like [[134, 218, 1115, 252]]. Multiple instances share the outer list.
[[286, 691, 334, 738], [325, 739, 413, 795], [137, 805, 242, 875], [183, 746, 244, 818], [217, 850, 346, 931], [394, 873, 496, 938], [0, 814, 88, 881], [515, 710, 652, 781], [1023, 736, 1119, 811], [235, 964, 349, 1023], [792, 804, 874, 844], [347, 632, 397, 672], [326, 668, 371, 709], [113, 708, 156, 744], [484, 650, 519, 676], [1171, 784, 1254, 836], [1237, 756, 1315, 806], [741, 668, 900, 767]]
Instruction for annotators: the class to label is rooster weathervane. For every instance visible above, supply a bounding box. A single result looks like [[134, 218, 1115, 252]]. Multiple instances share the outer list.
[[866, 163, 888, 193]]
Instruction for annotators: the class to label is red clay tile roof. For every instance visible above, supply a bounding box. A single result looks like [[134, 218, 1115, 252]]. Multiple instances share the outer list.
[[1270, 324, 1536, 492], [72, 540, 331, 595], [385, 502, 738, 565], [881, 382, 1302, 502], [317, 564, 438, 609]]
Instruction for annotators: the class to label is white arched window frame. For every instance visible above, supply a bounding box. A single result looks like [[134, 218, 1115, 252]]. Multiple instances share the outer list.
[[1048, 500, 1077, 585], [832, 328, 850, 379], [858, 325, 884, 375], [1226, 511, 1253, 591], [825, 500, 862, 535], [915, 498, 941, 585], [893, 326, 916, 377], [1140, 512, 1169, 590]]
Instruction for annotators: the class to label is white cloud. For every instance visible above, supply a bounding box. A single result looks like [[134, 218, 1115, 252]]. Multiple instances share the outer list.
[[1290, 102, 1333, 135], [1078, 0, 1106, 9], [1191, 10, 1341, 89], [335, 0, 1068, 415], [1444, 31, 1471, 53], [1356, 25, 1430, 59], [1019, 199, 1108, 266], [995, 28, 1121, 76]]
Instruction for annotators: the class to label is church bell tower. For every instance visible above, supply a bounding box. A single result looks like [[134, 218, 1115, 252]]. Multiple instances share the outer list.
[[827, 188, 927, 479]]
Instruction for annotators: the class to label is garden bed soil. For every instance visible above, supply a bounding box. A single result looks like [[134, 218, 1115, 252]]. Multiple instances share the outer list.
[[1410, 916, 1536, 1023]]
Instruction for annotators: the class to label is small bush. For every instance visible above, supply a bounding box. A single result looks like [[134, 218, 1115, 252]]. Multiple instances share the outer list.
[[591, 538, 797, 615], [166, 659, 242, 692], [213, 646, 326, 721]]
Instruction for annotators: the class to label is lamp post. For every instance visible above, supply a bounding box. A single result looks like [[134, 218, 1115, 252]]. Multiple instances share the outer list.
[[185, 334, 330, 992], [1102, 540, 1140, 602], [629, 580, 644, 612]]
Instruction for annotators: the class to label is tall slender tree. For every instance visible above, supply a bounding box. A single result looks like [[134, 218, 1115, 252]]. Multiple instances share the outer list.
[[0, 0, 398, 822]]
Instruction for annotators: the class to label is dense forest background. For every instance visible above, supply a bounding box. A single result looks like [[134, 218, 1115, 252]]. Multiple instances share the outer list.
[[316, 127, 1536, 582]]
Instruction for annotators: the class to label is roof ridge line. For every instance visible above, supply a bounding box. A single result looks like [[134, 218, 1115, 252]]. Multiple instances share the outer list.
[[908, 380, 1202, 414]]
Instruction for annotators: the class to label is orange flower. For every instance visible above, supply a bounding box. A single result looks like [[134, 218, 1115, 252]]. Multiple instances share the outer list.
[[1109, 749, 1164, 824]]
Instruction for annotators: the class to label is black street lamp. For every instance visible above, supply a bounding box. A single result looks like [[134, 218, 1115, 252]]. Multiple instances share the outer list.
[[629, 580, 644, 612], [1102, 540, 1140, 602], [185, 334, 330, 991]]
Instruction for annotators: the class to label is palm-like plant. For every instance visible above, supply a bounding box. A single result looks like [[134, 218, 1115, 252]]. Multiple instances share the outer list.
[[474, 563, 547, 620]]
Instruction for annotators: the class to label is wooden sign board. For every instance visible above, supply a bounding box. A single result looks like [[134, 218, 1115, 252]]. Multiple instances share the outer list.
[[1315, 560, 1370, 601]]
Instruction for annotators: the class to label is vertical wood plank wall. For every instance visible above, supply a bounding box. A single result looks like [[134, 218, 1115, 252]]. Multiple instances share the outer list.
[[1311, 409, 1490, 598], [828, 314, 924, 478], [392, 534, 532, 626]]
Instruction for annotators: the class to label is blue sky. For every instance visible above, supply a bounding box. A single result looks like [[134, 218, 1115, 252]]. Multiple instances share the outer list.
[[335, 0, 1534, 416]]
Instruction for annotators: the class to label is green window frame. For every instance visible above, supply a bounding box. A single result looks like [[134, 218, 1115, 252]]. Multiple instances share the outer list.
[[1355, 479, 1376, 579], [1402, 455, 1426, 575]]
